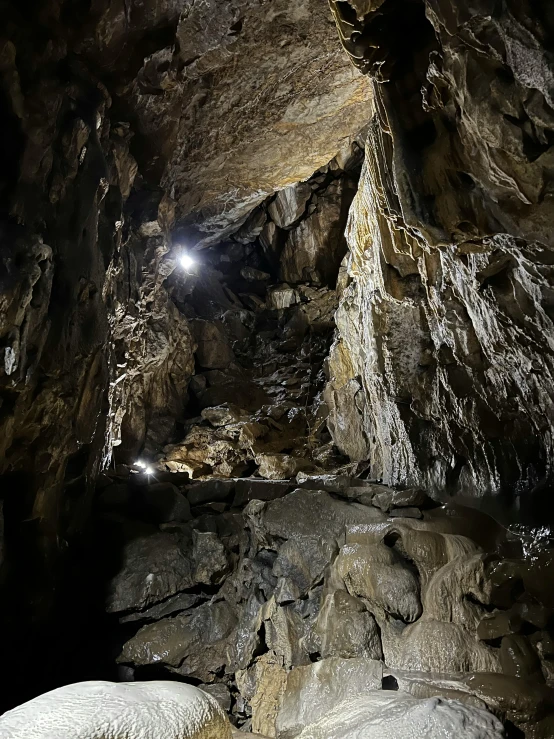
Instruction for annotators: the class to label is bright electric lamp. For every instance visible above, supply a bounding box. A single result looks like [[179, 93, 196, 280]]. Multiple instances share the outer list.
[[135, 460, 146, 469], [145, 466, 154, 475], [180, 253, 195, 270]]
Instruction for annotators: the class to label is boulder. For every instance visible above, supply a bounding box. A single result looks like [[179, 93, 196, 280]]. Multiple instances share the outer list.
[[106, 532, 194, 613], [118, 601, 237, 683], [272, 537, 330, 596], [236, 652, 287, 737], [191, 319, 235, 369], [478, 611, 523, 642], [267, 285, 300, 310], [500, 635, 545, 682], [248, 488, 386, 546], [193, 530, 231, 585], [141, 482, 192, 523], [187, 479, 237, 506], [256, 454, 314, 480], [268, 182, 313, 229], [233, 479, 292, 507], [199, 683, 232, 712], [241, 266, 271, 281], [372, 487, 433, 512], [0, 681, 232, 739]]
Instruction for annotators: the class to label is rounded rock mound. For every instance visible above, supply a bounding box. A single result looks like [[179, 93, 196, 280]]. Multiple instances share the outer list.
[[0, 680, 232, 739], [296, 691, 505, 739]]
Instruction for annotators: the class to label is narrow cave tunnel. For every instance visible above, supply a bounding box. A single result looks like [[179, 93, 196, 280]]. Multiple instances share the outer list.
[[1, 1, 554, 738]]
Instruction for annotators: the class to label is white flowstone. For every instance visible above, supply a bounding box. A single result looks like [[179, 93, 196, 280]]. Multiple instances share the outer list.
[[295, 691, 505, 739], [0, 680, 232, 739]]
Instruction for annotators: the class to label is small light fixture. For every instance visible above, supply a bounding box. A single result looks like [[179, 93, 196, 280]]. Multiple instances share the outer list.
[[145, 466, 154, 475], [135, 460, 146, 469], [180, 253, 195, 270]]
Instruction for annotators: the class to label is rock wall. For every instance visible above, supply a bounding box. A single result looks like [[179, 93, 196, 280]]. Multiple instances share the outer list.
[[0, 0, 370, 604], [0, 0, 370, 708], [326, 0, 554, 501]]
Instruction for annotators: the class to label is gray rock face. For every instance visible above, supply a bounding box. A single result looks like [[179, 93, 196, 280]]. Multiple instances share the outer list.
[[106, 531, 194, 613], [118, 600, 238, 682], [191, 320, 235, 369]]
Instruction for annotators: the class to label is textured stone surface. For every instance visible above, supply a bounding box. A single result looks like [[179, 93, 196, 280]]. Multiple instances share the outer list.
[[327, 0, 554, 500], [295, 691, 504, 739], [118, 601, 237, 682], [276, 658, 383, 739], [0, 681, 232, 739], [106, 531, 194, 613]]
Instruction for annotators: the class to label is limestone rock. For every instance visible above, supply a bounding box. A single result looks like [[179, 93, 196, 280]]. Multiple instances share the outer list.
[[193, 531, 231, 585], [272, 537, 329, 597], [118, 592, 202, 625], [188, 479, 236, 506], [256, 454, 314, 480], [372, 487, 433, 512], [335, 542, 422, 623], [422, 553, 493, 630], [280, 179, 355, 287], [381, 620, 501, 674], [237, 653, 287, 738], [233, 479, 292, 507], [141, 483, 192, 523], [118, 601, 237, 682], [106, 532, 194, 613], [500, 635, 544, 682], [295, 691, 504, 739], [327, 0, 554, 498], [478, 611, 523, 642], [267, 285, 300, 311], [0, 681, 232, 739], [248, 488, 386, 546], [276, 658, 383, 739], [316, 591, 382, 661], [241, 267, 271, 282], [191, 320, 235, 369], [268, 183, 313, 230], [199, 683, 232, 713]]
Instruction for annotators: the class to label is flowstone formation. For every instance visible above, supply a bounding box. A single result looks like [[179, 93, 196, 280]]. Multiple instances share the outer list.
[[326, 0, 554, 501], [96, 470, 554, 738], [0, 681, 232, 739]]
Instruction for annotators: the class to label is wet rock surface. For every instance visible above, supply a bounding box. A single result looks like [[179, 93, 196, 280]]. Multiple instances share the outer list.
[[91, 462, 554, 738]]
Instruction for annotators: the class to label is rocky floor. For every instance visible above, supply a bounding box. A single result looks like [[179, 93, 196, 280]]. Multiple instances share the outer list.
[[95, 469, 554, 738]]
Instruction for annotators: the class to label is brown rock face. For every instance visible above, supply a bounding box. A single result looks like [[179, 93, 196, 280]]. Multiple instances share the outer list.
[[327, 0, 554, 499], [80, 0, 372, 244]]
